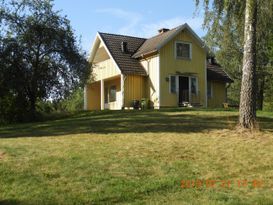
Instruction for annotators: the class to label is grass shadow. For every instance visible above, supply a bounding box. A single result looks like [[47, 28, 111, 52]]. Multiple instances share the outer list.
[[0, 200, 23, 205], [0, 109, 272, 138]]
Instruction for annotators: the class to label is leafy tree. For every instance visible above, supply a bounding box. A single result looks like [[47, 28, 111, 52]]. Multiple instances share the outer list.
[[203, 16, 244, 105], [238, 0, 258, 128], [195, 0, 273, 129], [0, 0, 90, 122], [203, 1, 273, 110]]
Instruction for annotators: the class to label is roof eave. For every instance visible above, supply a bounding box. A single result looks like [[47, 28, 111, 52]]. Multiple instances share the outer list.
[[208, 78, 234, 83], [133, 49, 158, 59], [88, 33, 101, 63]]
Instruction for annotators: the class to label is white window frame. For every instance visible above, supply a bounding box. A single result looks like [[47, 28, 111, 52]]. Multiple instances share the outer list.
[[189, 76, 198, 96], [109, 85, 117, 102], [169, 75, 198, 103], [175, 41, 192, 60], [169, 75, 177, 94]]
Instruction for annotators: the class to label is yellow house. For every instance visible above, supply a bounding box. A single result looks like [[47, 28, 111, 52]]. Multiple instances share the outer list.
[[84, 24, 233, 110]]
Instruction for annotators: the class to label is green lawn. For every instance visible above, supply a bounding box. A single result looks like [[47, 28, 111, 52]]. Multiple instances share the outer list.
[[1, 109, 273, 205]]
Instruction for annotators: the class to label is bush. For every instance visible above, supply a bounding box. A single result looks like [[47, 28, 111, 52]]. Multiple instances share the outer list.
[[59, 88, 84, 112]]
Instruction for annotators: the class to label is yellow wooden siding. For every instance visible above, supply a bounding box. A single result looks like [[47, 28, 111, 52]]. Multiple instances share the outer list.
[[140, 55, 160, 108], [85, 82, 101, 110], [93, 46, 110, 63], [92, 59, 121, 82], [208, 81, 227, 108], [159, 29, 206, 107], [124, 75, 146, 107]]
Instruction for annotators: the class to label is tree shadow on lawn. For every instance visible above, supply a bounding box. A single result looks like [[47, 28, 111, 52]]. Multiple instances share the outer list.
[[0, 109, 272, 138], [0, 200, 23, 205]]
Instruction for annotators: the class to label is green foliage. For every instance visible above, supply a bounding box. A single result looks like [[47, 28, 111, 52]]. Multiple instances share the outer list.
[[196, 0, 273, 107], [34, 88, 84, 117], [58, 87, 84, 112], [263, 36, 273, 111], [0, 0, 91, 123]]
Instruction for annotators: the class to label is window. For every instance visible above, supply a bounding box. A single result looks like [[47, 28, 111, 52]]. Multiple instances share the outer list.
[[207, 81, 213, 98], [190, 77, 198, 95], [176, 42, 192, 59], [169, 75, 177, 94], [109, 85, 116, 102], [104, 87, 108, 103]]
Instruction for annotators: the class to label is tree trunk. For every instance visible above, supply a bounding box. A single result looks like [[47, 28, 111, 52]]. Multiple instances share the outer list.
[[239, 0, 258, 129]]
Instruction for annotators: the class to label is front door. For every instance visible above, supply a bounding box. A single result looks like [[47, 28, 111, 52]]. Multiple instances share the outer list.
[[179, 76, 189, 104]]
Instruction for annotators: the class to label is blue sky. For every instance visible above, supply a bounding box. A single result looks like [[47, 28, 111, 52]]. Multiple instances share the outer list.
[[53, 0, 206, 52]]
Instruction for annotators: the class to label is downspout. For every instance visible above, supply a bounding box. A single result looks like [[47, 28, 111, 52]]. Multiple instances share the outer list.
[[225, 83, 231, 103], [121, 74, 127, 109], [204, 59, 208, 108], [142, 54, 151, 102]]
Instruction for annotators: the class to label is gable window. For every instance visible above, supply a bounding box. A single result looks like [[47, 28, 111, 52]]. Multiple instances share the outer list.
[[207, 81, 213, 98], [109, 85, 116, 102], [190, 77, 198, 95], [169, 75, 177, 94], [175, 41, 192, 59]]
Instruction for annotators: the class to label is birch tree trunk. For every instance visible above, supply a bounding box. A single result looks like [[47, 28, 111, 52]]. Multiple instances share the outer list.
[[239, 0, 258, 129]]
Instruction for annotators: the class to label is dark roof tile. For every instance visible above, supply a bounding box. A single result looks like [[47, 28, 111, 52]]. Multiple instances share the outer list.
[[207, 63, 233, 83], [132, 26, 181, 58], [99, 32, 147, 76]]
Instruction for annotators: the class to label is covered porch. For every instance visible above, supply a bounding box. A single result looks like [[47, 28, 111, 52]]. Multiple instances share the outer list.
[[84, 75, 123, 110]]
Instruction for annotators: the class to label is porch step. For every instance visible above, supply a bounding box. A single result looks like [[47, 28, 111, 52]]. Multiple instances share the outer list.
[[179, 102, 192, 107], [191, 103, 202, 107], [179, 102, 202, 108]]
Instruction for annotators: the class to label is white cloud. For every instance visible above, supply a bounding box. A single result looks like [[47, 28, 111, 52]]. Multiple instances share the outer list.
[[95, 8, 205, 38], [139, 17, 204, 38], [95, 8, 142, 35]]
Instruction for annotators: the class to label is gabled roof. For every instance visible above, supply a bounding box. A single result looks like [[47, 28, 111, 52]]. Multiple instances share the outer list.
[[91, 24, 208, 77], [132, 26, 180, 58], [207, 63, 233, 83], [98, 32, 147, 76], [90, 24, 232, 83], [133, 23, 208, 58]]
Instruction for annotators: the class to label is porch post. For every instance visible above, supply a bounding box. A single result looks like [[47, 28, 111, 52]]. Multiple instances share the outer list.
[[204, 59, 208, 108], [101, 79, 104, 110], [189, 77, 192, 103], [84, 85, 88, 110]]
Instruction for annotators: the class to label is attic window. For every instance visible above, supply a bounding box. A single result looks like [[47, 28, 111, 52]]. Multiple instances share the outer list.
[[175, 41, 192, 60]]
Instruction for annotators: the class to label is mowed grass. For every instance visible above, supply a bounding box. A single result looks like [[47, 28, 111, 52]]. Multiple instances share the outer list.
[[0, 109, 273, 205]]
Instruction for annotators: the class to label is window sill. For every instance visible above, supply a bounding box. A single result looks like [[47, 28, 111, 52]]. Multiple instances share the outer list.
[[176, 57, 192, 61]]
